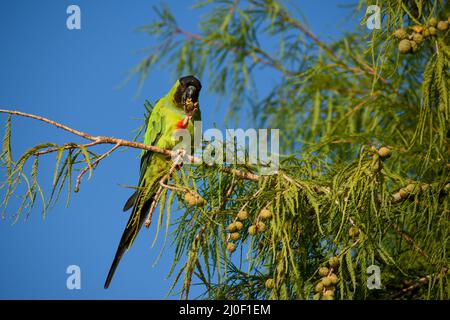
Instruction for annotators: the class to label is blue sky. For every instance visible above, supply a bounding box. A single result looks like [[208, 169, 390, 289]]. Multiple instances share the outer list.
[[0, 0, 359, 299]]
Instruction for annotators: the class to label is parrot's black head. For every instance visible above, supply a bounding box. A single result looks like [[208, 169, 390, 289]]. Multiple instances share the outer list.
[[174, 75, 202, 112]]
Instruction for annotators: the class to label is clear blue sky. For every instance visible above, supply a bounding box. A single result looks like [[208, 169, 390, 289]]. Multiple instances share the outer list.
[[0, 0, 358, 299]]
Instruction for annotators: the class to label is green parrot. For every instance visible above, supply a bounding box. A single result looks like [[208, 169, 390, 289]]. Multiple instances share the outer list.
[[104, 75, 202, 289]]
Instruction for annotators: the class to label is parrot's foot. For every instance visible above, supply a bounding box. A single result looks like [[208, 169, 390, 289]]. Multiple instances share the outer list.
[[175, 148, 187, 162], [170, 148, 187, 170], [188, 103, 199, 117]]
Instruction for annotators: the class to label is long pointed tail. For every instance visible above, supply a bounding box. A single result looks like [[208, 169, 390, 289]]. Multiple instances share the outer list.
[[104, 196, 152, 289]]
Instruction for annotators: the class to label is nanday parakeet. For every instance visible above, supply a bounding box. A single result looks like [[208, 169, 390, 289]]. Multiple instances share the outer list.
[[104, 75, 202, 289]]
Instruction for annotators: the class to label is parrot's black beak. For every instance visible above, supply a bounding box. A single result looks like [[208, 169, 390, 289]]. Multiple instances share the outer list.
[[186, 85, 197, 101]]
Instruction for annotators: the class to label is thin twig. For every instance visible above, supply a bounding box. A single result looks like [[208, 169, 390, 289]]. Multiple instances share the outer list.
[[221, 167, 259, 181], [74, 143, 121, 192], [0, 109, 94, 139], [159, 180, 187, 193], [393, 224, 429, 258], [174, 27, 295, 76], [392, 267, 448, 299], [144, 183, 164, 228], [144, 152, 184, 228], [35, 141, 103, 156]]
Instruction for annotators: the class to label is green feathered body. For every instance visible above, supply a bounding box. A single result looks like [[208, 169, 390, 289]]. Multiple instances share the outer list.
[[104, 78, 201, 288], [138, 81, 197, 206]]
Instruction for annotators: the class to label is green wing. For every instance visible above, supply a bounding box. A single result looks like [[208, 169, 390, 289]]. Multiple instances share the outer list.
[[140, 103, 164, 181], [105, 78, 201, 289]]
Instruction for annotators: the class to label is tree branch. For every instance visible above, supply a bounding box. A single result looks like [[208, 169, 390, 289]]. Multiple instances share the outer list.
[[0, 108, 259, 186], [393, 224, 429, 259], [392, 267, 448, 299], [0, 109, 95, 140]]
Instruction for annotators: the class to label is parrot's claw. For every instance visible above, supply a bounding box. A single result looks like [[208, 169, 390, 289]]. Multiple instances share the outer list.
[[177, 148, 187, 157], [189, 106, 198, 118], [174, 148, 187, 166]]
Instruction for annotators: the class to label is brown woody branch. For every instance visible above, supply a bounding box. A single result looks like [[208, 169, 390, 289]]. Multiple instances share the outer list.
[[173, 27, 295, 76], [393, 267, 448, 299], [393, 224, 429, 259], [0, 109, 259, 190]]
